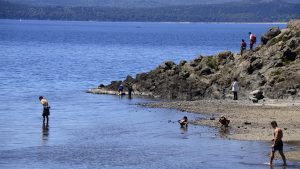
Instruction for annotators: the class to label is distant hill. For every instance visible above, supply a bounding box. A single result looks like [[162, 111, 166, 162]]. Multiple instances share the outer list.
[[2, 0, 300, 7], [0, 0, 299, 22], [0, 0, 247, 7]]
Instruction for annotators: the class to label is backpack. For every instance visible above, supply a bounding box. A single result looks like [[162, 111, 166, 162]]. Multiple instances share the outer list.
[[251, 34, 256, 42]]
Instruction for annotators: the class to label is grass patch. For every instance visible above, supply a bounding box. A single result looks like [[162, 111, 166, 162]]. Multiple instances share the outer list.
[[271, 69, 282, 76], [282, 58, 292, 65], [268, 34, 290, 46], [282, 35, 290, 43], [268, 38, 280, 46], [296, 30, 300, 37], [207, 56, 219, 70]]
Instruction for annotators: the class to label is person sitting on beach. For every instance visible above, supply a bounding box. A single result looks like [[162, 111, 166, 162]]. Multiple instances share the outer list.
[[269, 121, 287, 166], [39, 96, 50, 124], [178, 116, 188, 128], [118, 84, 124, 95], [219, 115, 230, 127]]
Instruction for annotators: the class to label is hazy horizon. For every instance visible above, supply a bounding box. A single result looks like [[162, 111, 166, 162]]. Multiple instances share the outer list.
[[3, 0, 300, 7]]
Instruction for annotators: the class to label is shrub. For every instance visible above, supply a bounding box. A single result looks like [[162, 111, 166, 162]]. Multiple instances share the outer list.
[[271, 69, 282, 76], [207, 56, 219, 70]]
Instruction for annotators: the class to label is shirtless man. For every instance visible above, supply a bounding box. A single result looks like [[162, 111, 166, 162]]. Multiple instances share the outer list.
[[178, 116, 188, 128], [39, 96, 50, 124], [269, 121, 286, 166]]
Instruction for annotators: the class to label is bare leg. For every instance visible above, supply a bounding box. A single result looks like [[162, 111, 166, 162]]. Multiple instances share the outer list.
[[278, 150, 287, 166], [269, 151, 275, 166]]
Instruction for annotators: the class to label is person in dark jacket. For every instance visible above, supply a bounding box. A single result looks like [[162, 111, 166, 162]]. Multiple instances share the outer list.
[[240, 39, 247, 55]]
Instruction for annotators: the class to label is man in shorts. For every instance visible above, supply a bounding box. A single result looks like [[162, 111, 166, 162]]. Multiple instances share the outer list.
[[39, 96, 50, 124], [269, 121, 287, 166]]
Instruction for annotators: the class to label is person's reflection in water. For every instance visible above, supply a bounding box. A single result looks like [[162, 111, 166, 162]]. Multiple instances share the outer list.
[[42, 123, 49, 141], [119, 93, 125, 99], [180, 126, 188, 139], [269, 164, 286, 169], [127, 84, 134, 99], [180, 126, 188, 133], [218, 127, 230, 139]]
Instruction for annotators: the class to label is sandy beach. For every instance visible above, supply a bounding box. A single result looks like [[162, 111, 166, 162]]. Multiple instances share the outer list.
[[145, 99, 300, 161]]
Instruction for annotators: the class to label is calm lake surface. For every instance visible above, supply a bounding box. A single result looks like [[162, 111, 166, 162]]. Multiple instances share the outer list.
[[1, 20, 298, 169]]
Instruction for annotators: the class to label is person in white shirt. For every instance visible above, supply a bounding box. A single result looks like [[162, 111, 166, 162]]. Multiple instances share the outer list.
[[232, 78, 239, 100]]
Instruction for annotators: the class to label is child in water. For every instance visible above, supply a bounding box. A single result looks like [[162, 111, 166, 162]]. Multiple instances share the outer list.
[[178, 116, 188, 128]]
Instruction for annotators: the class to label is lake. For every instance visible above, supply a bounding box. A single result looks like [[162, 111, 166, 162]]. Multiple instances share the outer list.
[[1, 20, 297, 169]]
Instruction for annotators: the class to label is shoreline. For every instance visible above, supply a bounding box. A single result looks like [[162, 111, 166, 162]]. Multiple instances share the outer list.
[[144, 99, 300, 162]]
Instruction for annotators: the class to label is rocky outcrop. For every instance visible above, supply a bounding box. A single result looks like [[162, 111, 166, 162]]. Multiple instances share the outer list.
[[249, 90, 264, 103], [90, 20, 300, 100], [261, 27, 281, 45]]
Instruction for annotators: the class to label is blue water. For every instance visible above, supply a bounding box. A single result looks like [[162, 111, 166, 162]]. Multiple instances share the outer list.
[[1, 20, 298, 169]]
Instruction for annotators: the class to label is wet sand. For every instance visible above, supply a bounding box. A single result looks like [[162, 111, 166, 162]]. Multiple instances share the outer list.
[[144, 99, 300, 161]]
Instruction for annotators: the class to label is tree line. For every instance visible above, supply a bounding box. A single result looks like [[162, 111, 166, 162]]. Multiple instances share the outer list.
[[0, 1, 299, 22]]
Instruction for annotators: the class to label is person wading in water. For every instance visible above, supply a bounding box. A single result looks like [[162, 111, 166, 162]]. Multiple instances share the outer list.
[[269, 121, 287, 166], [39, 96, 50, 124], [178, 116, 188, 128]]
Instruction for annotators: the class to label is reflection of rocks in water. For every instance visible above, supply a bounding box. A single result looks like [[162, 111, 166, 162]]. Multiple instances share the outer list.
[[42, 123, 49, 141], [218, 127, 230, 139]]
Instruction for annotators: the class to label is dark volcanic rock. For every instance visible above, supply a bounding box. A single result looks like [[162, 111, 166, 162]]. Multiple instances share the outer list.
[[200, 67, 213, 75], [282, 47, 297, 61], [261, 27, 281, 44]]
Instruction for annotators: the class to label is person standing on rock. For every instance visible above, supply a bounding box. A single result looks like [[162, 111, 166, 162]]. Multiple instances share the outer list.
[[39, 96, 50, 124], [269, 121, 287, 166], [249, 32, 256, 50], [240, 39, 247, 55], [232, 78, 239, 100]]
